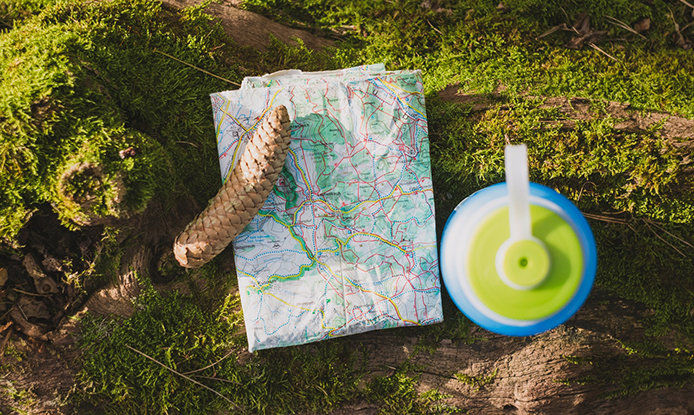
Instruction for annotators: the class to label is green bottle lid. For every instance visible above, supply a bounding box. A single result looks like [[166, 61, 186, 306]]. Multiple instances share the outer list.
[[466, 205, 584, 320]]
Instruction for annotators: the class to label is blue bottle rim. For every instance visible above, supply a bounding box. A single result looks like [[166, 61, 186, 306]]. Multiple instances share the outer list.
[[440, 182, 597, 336]]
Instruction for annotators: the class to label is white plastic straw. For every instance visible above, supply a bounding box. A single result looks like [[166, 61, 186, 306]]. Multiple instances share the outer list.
[[505, 144, 532, 241]]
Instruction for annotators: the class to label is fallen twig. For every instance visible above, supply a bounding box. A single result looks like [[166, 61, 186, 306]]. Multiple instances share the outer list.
[[582, 212, 629, 224], [575, 181, 596, 203], [17, 303, 28, 321], [589, 42, 620, 62], [183, 349, 235, 375], [582, 212, 692, 256], [643, 219, 693, 249], [426, 19, 444, 36], [190, 374, 243, 386], [125, 344, 243, 412], [537, 23, 569, 39], [175, 140, 199, 148], [0, 307, 13, 322], [12, 287, 49, 297], [537, 25, 562, 39], [667, 8, 691, 49], [605, 16, 646, 39], [643, 220, 686, 257], [153, 49, 241, 87]]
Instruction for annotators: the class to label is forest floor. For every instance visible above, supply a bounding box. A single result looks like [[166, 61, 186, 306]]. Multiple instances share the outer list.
[[0, 0, 692, 414]]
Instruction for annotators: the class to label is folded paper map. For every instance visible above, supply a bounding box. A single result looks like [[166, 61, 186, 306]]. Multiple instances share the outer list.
[[211, 64, 442, 351]]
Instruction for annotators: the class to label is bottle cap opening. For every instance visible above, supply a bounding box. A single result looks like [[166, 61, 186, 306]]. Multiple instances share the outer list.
[[496, 238, 551, 290]]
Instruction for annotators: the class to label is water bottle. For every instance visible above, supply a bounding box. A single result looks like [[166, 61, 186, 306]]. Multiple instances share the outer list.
[[440, 145, 597, 335]]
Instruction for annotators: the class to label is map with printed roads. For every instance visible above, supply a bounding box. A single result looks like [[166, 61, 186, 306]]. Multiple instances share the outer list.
[[211, 65, 442, 351]]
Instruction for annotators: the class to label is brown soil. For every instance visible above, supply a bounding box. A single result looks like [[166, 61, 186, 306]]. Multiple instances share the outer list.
[[0, 311, 82, 414]]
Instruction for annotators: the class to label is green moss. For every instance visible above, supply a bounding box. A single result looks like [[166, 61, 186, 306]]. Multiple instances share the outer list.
[[77, 284, 461, 413], [0, 342, 24, 371], [77, 287, 233, 414], [244, 0, 694, 116], [0, 0, 249, 240], [1, 383, 39, 415], [364, 364, 457, 414], [596, 220, 694, 339], [454, 368, 498, 391], [77, 285, 367, 414], [429, 96, 693, 223], [0, 341, 41, 414], [0, 0, 55, 29]]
